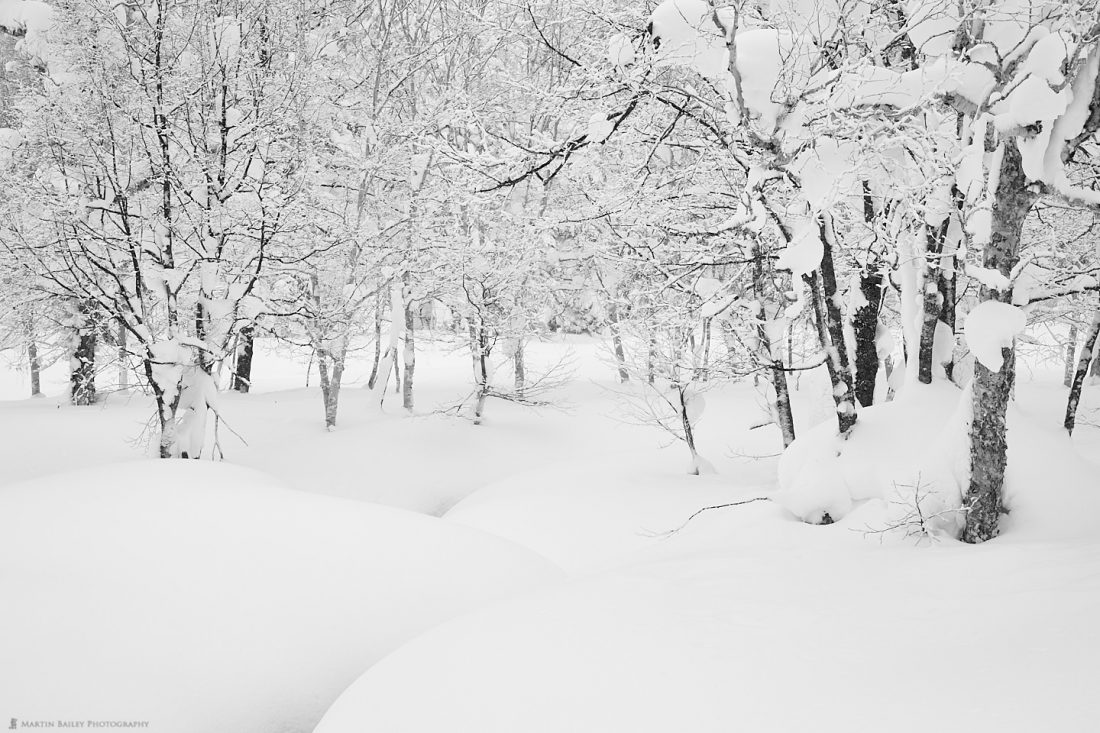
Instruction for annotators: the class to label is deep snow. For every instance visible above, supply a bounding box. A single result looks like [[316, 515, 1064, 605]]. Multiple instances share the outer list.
[[316, 510, 1100, 733], [0, 461, 559, 733], [2, 336, 1100, 733]]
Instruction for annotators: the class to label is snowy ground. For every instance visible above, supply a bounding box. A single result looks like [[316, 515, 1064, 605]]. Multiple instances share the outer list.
[[0, 462, 558, 733], [3, 336, 1100, 732]]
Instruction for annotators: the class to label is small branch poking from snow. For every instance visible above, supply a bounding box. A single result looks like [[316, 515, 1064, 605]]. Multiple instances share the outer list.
[[209, 406, 249, 451], [645, 497, 771, 538], [857, 475, 964, 545]]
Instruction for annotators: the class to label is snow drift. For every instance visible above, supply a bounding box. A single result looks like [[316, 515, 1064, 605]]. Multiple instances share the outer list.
[[775, 381, 1100, 538], [0, 461, 560, 733], [314, 488, 1100, 733], [446, 451, 765, 574]]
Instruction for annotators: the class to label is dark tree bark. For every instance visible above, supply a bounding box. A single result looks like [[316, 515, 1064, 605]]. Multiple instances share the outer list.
[[808, 217, 857, 436], [143, 356, 182, 459], [918, 219, 951, 384], [752, 241, 796, 445], [772, 361, 796, 446], [852, 267, 883, 407], [1065, 308, 1100, 435], [853, 182, 883, 408], [71, 300, 97, 406], [917, 184, 963, 385], [232, 325, 255, 393], [676, 384, 703, 475], [963, 144, 1037, 544], [938, 263, 958, 383]]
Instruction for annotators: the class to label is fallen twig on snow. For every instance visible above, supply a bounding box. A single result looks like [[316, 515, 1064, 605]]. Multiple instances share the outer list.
[[645, 496, 772, 538]]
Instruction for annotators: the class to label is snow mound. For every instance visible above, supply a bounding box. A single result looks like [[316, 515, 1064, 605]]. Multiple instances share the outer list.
[[446, 452, 766, 574], [776, 381, 1100, 538], [776, 382, 966, 526], [314, 524, 1100, 733], [0, 461, 560, 733]]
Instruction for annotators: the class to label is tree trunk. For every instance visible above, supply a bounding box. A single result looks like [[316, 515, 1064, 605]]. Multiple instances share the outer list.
[[810, 217, 857, 435], [468, 323, 481, 387], [71, 300, 97, 406], [514, 339, 526, 396], [24, 318, 41, 397], [1065, 323, 1080, 387], [28, 340, 42, 398], [233, 325, 255, 393], [884, 355, 897, 402], [157, 404, 176, 458], [852, 267, 883, 407], [752, 241, 796, 446], [917, 218, 951, 384], [938, 257, 958, 383], [647, 332, 657, 384], [608, 302, 629, 383], [318, 350, 331, 422], [117, 320, 129, 390], [391, 348, 401, 397], [854, 181, 883, 407], [917, 287, 941, 385], [367, 292, 383, 390], [471, 322, 490, 425], [677, 384, 702, 476], [963, 143, 1037, 544], [696, 318, 712, 381], [146, 355, 181, 459], [917, 285, 941, 384], [373, 279, 403, 405], [402, 282, 415, 412], [772, 361, 796, 447], [317, 346, 344, 430], [1065, 308, 1100, 435]]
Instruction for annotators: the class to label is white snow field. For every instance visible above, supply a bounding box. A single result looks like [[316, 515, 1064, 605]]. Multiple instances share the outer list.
[[3, 337, 1100, 733], [316, 367, 1100, 733], [0, 461, 560, 733], [317, 510, 1100, 733]]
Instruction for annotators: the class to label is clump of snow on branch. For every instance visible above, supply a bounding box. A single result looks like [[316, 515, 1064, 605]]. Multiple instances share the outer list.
[[964, 301, 1028, 373], [776, 219, 823, 279], [649, 0, 729, 80], [586, 113, 615, 143]]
